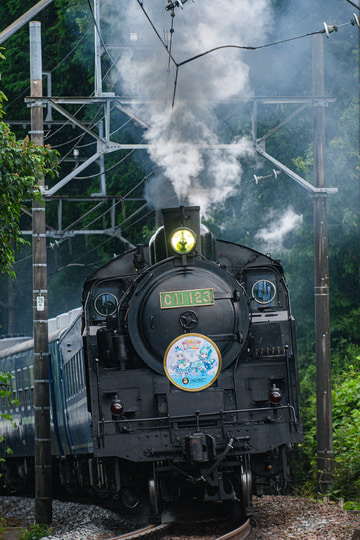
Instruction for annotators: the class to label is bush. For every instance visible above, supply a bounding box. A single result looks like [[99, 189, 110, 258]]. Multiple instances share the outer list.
[[19, 523, 55, 540], [296, 358, 360, 504]]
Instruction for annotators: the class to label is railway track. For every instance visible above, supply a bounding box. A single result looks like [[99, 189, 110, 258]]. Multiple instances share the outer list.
[[105, 517, 254, 540], [215, 518, 253, 539], [105, 523, 171, 540]]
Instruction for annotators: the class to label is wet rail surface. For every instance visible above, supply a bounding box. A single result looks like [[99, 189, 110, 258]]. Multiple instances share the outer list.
[[105, 517, 254, 540]]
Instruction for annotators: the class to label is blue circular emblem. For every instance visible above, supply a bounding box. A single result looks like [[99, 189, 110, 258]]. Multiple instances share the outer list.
[[164, 333, 222, 391]]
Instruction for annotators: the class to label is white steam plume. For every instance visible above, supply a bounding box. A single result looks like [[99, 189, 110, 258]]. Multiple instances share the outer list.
[[256, 208, 303, 252], [110, 0, 273, 213]]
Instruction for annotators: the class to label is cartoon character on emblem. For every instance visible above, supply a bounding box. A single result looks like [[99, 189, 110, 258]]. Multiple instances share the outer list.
[[191, 357, 206, 374], [173, 346, 191, 377], [199, 345, 216, 370]]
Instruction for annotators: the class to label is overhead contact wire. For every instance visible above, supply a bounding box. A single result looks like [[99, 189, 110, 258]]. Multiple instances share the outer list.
[[136, 0, 178, 68], [137, 3, 357, 106]]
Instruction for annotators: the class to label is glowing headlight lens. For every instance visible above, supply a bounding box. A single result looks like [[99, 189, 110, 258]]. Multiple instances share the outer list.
[[170, 228, 196, 254]]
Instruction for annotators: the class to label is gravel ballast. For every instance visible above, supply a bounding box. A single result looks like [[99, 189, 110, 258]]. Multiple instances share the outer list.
[[0, 495, 359, 539], [252, 495, 360, 539]]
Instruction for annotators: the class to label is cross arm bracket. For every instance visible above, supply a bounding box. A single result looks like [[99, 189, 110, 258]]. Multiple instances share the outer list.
[[256, 143, 338, 195]]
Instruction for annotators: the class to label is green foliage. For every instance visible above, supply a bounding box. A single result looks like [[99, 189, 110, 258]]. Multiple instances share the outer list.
[[142, 224, 157, 243], [331, 366, 360, 501], [343, 501, 360, 511], [0, 122, 59, 278], [0, 47, 7, 116], [296, 355, 360, 504], [19, 523, 55, 540], [0, 517, 7, 537]]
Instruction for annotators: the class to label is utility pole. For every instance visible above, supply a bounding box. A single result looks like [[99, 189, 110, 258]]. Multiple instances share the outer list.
[[312, 34, 334, 494], [30, 21, 52, 524], [94, 0, 102, 96]]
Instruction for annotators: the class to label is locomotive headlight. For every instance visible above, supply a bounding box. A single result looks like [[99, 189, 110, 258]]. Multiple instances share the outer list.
[[170, 228, 196, 254]]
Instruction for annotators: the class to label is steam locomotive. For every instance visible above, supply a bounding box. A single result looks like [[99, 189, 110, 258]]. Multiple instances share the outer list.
[[0, 206, 302, 518]]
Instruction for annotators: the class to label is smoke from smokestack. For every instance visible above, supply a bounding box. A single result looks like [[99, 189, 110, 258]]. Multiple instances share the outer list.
[[109, 0, 273, 213]]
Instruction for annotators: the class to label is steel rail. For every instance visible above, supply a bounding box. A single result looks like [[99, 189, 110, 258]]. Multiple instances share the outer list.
[[105, 523, 170, 540], [215, 518, 253, 540], [105, 517, 253, 540]]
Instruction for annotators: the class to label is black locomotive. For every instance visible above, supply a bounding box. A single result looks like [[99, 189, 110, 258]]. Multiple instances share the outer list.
[[0, 205, 302, 518], [82, 205, 302, 515]]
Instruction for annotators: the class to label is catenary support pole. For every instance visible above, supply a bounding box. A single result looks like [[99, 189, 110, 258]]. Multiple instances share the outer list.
[[30, 21, 52, 524], [94, 0, 102, 96], [312, 34, 334, 494]]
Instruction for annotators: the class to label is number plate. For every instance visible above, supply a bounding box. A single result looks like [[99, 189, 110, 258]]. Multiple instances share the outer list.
[[160, 288, 214, 309]]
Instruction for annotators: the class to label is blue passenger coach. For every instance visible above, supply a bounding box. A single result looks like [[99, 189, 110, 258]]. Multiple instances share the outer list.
[[0, 308, 92, 491]]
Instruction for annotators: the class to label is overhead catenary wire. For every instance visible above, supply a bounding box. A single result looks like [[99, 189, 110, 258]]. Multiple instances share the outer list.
[[92, 167, 158, 227], [346, 0, 360, 10], [75, 145, 138, 179], [137, 0, 359, 106], [62, 117, 132, 153], [15, 167, 159, 268], [79, 167, 157, 226], [48, 204, 155, 271]]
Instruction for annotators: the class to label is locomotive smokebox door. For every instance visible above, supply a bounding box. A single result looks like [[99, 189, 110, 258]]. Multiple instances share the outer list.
[[126, 259, 250, 374]]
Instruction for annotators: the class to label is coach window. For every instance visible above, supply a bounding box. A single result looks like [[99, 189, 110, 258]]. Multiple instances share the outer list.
[[16, 369, 25, 410], [75, 351, 85, 392], [71, 357, 76, 394], [29, 366, 34, 407], [64, 362, 70, 397], [72, 358, 76, 395], [78, 351, 85, 389], [75, 354, 81, 394], [70, 356, 77, 395], [65, 357, 81, 398], [10, 371, 17, 411], [68, 361, 74, 397], [23, 367, 31, 409]]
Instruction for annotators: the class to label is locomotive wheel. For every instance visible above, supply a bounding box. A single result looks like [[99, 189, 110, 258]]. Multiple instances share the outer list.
[[121, 487, 139, 509], [229, 498, 246, 523], [148, 477, 161, 521], [240, 458, 253, 507]]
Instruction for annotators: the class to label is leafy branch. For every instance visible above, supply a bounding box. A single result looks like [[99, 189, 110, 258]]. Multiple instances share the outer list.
[[0, 123, 59, 278]]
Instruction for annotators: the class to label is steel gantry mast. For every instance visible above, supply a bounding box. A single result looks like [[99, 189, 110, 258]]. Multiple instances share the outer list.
[[251, 41, 337, 493]]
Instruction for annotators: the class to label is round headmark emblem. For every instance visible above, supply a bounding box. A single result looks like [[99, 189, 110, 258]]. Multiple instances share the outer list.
[[164, 333, 222, 392]]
